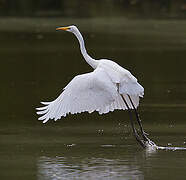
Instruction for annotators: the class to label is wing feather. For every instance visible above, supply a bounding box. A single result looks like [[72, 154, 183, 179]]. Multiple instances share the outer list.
[[118, 70, 144, 98], [119, 82, 144, 97], [98, 94, 140, 114], [37, 68, 118, 123], [99, 60, 144, 97]]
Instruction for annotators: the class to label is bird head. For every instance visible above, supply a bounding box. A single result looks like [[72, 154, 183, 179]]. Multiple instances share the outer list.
[[56, 25, 78, 33]]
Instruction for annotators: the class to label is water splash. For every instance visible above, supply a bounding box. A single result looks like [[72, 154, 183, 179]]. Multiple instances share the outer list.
[[157, 146, 186, 151], [145, 140, 186, 151]]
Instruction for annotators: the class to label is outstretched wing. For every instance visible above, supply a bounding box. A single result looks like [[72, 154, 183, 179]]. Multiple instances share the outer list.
[[99, 63, 144, 111], [99, 60, 144, 98], [36, 68, 118, 123], [118, 73, 144, 110], [98, 94, 140, 114]]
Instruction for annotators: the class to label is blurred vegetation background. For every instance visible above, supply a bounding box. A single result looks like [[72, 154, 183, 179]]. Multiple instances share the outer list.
[[0, 0, 186, 18]]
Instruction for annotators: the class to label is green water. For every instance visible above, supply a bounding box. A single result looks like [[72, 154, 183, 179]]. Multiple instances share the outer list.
[[1, 18, 186, 180]]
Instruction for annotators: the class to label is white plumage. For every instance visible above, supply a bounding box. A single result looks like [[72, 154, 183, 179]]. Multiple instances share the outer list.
[[36, 25, 144, 123]]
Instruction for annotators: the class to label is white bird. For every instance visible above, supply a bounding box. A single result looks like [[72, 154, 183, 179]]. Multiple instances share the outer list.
[[36, 25, 151, 148]]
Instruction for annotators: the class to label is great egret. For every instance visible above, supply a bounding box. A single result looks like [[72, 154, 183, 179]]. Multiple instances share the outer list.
[[36, 25, 154, 148]]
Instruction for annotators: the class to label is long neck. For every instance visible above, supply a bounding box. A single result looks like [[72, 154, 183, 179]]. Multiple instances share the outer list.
[[73, 29, 98, 69]]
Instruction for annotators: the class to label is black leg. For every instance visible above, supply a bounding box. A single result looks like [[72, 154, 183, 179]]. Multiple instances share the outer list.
[[116, 83, 156, 148], [127, 95, 149, 141], [120, 94, 146, 148], [127, 95, 156, 146]]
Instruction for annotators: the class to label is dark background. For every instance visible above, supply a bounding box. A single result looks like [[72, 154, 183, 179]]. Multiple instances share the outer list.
[[0, 0, 186, 18]]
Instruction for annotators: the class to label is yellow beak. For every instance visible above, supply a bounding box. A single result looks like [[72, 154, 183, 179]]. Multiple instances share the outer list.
[[56, 26, 70, 31]]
